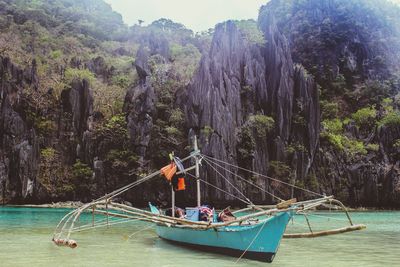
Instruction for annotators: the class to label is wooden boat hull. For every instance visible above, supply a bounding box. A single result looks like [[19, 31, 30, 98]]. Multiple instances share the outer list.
[[155, 211, 292, 263]]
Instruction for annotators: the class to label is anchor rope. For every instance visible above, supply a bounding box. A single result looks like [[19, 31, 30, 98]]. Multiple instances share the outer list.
[[234, 219, 269, 264], [201, 154, 324, 198]]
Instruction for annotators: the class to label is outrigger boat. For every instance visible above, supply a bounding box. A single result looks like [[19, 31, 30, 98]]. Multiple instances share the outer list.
[[52, 136, 366, 263]]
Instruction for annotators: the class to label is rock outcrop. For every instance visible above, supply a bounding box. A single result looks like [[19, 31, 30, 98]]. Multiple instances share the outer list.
[[267, 0, 400, 94], [1, 0, 399, 208], [0, 55, 98, 203], [60, 79, 93, 138], [118, 0, 400, 207], [263, 0, 400, 207], [184, 19, 320, 204], [123, 33, 171, 161], [123, 45, 156, 160], [0, 57, 39, 203], [59, 78, 94, 163]]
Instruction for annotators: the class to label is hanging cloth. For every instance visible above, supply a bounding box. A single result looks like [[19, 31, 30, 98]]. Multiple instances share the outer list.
[[171, 175, 186, 191], [177, 177, 186, 191], [160, 162, 177, 181]]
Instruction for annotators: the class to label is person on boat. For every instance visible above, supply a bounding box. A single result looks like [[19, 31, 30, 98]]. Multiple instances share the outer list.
[[176, 207, 185, 218], [199, 205, 214, 222], [165, 206, 186, 218], [218, 207, 236, 222]]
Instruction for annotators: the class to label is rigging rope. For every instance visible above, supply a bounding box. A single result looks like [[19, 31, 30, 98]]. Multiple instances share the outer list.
[[54, 154, 199, 240], [201, 154, 324, 198], [186, 172, 251, 205], [92, 153, 196, 204], [96, 171, 160, 202], [203, 158, 254, 205], [203, 157, 284, 202]]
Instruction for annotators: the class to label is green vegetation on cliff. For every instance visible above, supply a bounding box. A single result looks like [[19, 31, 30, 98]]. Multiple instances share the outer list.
[[1, 0, 400, 207]]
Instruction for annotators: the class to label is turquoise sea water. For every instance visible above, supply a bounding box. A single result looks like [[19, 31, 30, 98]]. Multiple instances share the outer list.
[[0, 207, 399, 267]]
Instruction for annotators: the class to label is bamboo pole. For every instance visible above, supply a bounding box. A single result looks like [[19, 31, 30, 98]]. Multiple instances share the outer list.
[[110, 202, 282, 228], [248, 196, 333, 210], [93, 209, 213, 229], [277, 198, 297, 209], [92, 210, 170, 225], [301, 198, 335, 211], [109, 202, 210, 226], [177, 165, 196, 175], [329, 199, 354, 226], [295, 196, 334, 206], [53, 208, 79, 238], [106, 205, 213, 228], [105, 203, 290, 230], [104, 205, 179, 225], [64, 200, 106, 239], [283, 224, 366, 238]]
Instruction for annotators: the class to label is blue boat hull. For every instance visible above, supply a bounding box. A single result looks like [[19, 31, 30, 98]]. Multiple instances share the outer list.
[[155, 211, 292, 262]]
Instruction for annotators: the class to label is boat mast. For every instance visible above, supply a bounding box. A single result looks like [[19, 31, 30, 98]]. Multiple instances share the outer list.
[[194, 135, 201, 207], [171, 136, 200, 216], [170, 152, 175, 217]]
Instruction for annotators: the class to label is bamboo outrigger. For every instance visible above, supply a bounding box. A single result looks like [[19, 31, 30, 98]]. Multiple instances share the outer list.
[[53, 136, 366, 263]]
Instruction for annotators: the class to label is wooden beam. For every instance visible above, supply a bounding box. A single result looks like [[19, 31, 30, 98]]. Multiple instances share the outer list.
[[283, 224, 366, 238], [277, 198, 297, 209]]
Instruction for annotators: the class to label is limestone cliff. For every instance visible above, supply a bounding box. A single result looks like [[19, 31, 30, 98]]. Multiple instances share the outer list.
[[184, 19, 320, 204], [1, 0, 400, 208], [0, 57, 39, 203]]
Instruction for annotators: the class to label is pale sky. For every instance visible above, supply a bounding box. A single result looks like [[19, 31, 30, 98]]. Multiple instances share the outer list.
[[104, 0, 268, 32]]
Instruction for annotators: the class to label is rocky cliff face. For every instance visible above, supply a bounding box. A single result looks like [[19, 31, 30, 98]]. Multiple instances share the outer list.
[[264, 0, 400, 207], [1, 0, 399, 208], [184, 18, 320, 204], [0, 57, 39, 203], [59, 78, 94, 163], [123, 45, 156, 161], [119, 0, 400, 208], [0, 55, 98, 203], [267, 0, 400, 98]]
